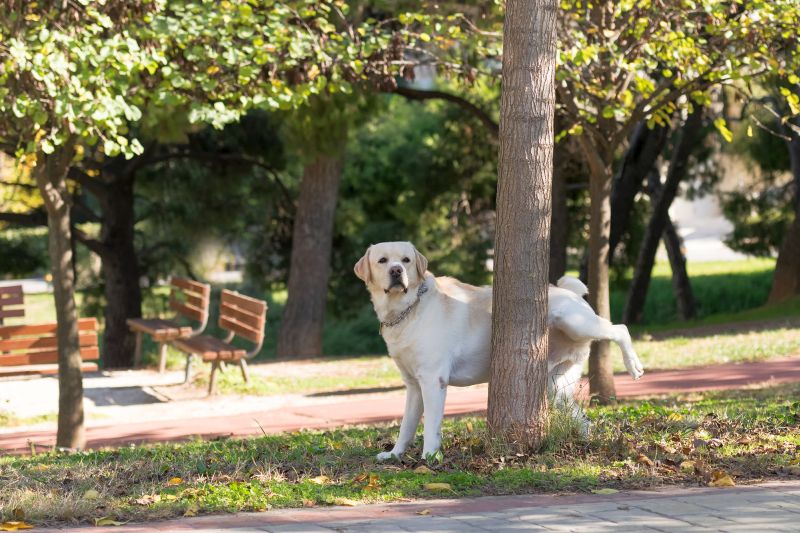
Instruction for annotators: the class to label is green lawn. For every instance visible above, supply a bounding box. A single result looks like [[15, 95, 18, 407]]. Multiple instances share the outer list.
[[3, 384, 798, 527]]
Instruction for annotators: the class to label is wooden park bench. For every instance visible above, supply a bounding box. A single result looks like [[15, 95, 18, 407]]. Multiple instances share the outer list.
[[172, 289, 267, 395], [127, 278, 211, 377], [0, 318, 99, 378], [0, 285, 24, 326]]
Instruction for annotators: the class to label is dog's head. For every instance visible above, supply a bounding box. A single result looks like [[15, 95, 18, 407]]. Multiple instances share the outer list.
[[354, 241, 428, 295]]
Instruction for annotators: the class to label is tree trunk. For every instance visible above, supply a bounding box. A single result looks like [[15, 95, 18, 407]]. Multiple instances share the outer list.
[[98, 177, 142, 368], [277, 154, 344, 358], [549, 160, 568, 283], [624, 110, 703, 324], [487, 0, 556, 451], [34, 142, 86, 450], [586, 162, 616, 403], [608, 123, 670, 263], [767, 115, 800, 304], [663, 213, 697, 320]]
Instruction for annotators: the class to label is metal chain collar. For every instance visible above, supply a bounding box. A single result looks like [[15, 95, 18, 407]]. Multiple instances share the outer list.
[[380, 281, 429, 334]]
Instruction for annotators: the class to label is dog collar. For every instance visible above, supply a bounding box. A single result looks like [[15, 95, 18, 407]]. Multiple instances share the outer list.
[[380, 281, 429, 334]]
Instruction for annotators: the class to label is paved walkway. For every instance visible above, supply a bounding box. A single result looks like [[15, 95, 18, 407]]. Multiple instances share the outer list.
[[38, 480, 800, 532], [1, 357, 798, 455]]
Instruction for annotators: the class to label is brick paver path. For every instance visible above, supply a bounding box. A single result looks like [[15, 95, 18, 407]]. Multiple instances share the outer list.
[[37, 480, 800, 532], [1, 356, 798, 455]]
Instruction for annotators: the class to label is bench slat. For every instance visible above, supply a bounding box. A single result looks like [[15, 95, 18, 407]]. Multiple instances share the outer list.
[[184, 292, 208, 309], [220, 290, 266, 316], [169, 298, 206, 323], [0, 308, 25, 320], [0, 346, 100, 366], [0, 318, 97, 337], [219, 315, 263, 344], [171, 278, 210, 297], [220, 302, 265, 330], [0, 332, 97, 351], [0, 286, 23, 297], [0, 294, 23, 306]]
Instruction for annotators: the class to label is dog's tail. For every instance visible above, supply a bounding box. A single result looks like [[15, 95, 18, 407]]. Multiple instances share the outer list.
[[557, 276, 589, 297]]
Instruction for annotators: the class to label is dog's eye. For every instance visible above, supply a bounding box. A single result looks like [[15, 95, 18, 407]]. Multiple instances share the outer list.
[[402, 257, 411, 263], [378, 257, 388, 264]]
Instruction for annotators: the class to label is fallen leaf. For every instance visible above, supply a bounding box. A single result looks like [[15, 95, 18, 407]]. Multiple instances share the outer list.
[[416, 509, 432, 515], [84, 489, 100, 500], [680, 460, 695, 472], [353, 473, 369, 483], [365, 474, 381, 491], [166, 477, 183, 486], [636, 454, 654, 467], [466, 421, 474, 433], [333, 497, 360, 507], [309, 475, 330, 485], [302, 499, 316, 508], [183, 503, 200, 517], [423, 482, 452, 492], [0, 522, 33, 531], [132, 494, 161, 506], [667, 413, 683, 422], [709, 470, 735, 487], [94, 517, 128, 526], [413, 465, 434, 475], [591, 488, 619, 495]]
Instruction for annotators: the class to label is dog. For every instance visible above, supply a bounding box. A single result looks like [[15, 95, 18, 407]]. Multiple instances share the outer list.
[[354, 241, 644, 460]]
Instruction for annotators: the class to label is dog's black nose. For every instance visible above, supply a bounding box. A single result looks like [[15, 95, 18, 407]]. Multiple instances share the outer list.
[[389, 265, 403, 278]]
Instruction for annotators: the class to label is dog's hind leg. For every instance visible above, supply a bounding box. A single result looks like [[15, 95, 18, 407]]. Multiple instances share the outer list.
[[548, 361, 589, 435], [377, 380, 423, 461], [552, 309, 644, 380]]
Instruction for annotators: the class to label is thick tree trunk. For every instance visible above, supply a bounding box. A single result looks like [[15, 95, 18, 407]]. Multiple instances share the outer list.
[[663, 211, 697, 320], [549, 161, 568, 283], [34, 142, 86, 450], [487, 0, 555, 451], [768, 116, 800, 304], [608, 123, 670, 263], [624, 110, 703, 324], [277, 154, 344, 358], [98, 178, 142, 368]]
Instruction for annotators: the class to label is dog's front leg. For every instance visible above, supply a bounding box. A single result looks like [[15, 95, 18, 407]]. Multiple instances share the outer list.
[[419, 374, 448, 460], [377, 380, 423, 461]]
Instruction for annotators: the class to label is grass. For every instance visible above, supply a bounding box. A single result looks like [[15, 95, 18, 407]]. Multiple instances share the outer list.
[[0, 412, 57, 428], [2, 384, 798, 527]]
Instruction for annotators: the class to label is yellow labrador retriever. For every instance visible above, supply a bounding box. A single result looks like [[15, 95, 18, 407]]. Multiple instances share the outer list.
[[354, 241, 644, 460]]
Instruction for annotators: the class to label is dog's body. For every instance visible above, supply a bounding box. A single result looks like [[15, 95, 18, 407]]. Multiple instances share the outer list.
[[354, 242, 644, 460]]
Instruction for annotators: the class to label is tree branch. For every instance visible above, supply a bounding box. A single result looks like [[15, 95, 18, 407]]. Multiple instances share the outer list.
[[390, 86, 499, 139], [71, 225, 107, 256], [0, 210, 47, 227]]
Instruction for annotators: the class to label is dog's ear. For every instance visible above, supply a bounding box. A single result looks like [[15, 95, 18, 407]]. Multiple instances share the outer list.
[[354, 247, 372, 283], [414, 247, 428, 278]]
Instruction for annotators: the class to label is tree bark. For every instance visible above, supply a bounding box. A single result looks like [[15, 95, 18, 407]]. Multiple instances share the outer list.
[[608, 123, 670, 263], [767, 114, 800, 304], [33, 141, 86, 450], [663, 209, 697, 320], [586, 160, 616, 404], [549, 160, 568, 283], [624, 110, 703, 324], [487, 0, 556, 451], [276, 153, 344, 358], [97, 177, 142, 368]]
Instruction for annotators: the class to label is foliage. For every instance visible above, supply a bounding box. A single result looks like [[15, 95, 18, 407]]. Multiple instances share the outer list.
[[330, 96, 497, 315], [3, 385, 798, 525], [0, 228, 47, 279]]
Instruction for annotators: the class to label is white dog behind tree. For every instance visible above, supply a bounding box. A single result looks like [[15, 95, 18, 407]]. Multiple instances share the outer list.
[[355, 241, 644, 460]]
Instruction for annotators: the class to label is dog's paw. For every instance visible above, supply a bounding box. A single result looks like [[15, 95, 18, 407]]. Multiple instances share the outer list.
[[625, 357, 644, 380], [376, 451, 399, 461]]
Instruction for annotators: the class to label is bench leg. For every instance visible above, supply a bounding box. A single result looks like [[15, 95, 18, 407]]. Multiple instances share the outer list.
[[158, 342, 168, 373], [184, 354, 194, 384], [239, 359, 250, 383], [133, 331, 143, 368], [208, 360, 221, 395]]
